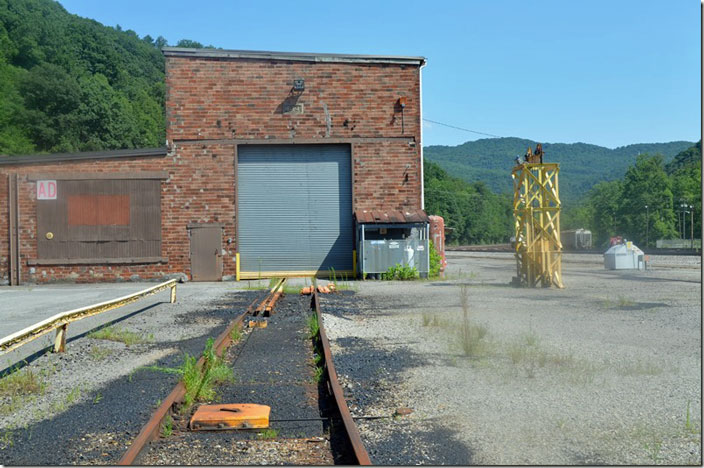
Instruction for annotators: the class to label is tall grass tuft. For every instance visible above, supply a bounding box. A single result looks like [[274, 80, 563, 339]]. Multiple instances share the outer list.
[[181, 337, 234, 409], [457, 285, 489, 357]]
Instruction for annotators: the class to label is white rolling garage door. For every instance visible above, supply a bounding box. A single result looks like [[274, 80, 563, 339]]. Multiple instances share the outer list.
[[237, 144, 353, 277]]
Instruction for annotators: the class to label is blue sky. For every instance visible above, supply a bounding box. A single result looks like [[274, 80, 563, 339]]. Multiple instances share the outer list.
[[59, 0, 701, 148]]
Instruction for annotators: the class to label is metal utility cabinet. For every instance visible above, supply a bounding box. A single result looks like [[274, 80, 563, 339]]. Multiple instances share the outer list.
[[604, 241, 645, 270], [355, 210, 430, 279]]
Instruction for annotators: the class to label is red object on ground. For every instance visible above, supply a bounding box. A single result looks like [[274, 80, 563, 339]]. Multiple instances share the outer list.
[[429, 215, 447, 276]]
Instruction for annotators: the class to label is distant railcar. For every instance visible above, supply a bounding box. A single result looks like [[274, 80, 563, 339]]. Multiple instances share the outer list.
[[560, 229, 592, 250]]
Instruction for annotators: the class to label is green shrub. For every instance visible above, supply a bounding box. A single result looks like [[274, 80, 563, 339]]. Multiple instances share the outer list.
[[429, 240, 442, 278], [381, 263, 419, 280]]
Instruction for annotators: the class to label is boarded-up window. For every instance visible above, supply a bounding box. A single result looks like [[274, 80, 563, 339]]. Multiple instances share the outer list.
[[37, 179, 161, 261], [68, 195, 130, 226]]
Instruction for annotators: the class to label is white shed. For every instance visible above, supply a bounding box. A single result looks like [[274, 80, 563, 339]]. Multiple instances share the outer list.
[[604, 242, 645, 270]]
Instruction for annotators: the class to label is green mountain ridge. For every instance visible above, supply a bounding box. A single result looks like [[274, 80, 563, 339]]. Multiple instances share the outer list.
[[424, 137, 695, 203]]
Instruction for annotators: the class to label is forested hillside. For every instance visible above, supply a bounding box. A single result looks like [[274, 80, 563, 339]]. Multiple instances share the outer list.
[[564, 141, 702, 247], [425, 138, 694, 202], [424, 160, 512, 244], [0, 0, 214, 155]]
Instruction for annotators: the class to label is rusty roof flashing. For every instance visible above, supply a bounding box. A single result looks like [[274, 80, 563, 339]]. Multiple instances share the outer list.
[[355, 209, 430, 224]]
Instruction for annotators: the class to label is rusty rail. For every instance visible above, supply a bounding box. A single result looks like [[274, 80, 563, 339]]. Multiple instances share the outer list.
[[0, 279, 178, 355], [118, 280, 285, 465], [312, 289, 372, 465]]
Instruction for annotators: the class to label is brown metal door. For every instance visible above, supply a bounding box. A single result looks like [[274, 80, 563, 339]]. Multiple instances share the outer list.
[[189, 225, 222, 281]]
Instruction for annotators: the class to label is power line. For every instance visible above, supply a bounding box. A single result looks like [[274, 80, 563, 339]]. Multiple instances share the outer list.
[[423, 118, 502, 138]]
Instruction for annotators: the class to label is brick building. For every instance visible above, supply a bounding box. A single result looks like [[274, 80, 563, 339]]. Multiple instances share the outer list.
[[0, 48, 426, 284]]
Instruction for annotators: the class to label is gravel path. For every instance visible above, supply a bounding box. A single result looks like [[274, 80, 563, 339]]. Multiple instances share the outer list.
[[322, 252, 701, 465], [0, 284, 259, 465]]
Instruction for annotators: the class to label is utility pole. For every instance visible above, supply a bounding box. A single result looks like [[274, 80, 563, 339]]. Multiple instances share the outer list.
[[645, 205, 649, 248], [690, 204, 694, 249]]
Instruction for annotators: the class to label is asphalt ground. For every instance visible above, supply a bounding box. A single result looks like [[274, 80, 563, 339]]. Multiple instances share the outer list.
[[0, 282, 256, 373], [321, 251, 701, 465]]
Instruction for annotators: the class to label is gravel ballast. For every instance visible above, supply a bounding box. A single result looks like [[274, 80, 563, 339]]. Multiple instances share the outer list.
[[139, 293, 338, 465], [0, 283, 260, 465], [321, 252, 701, 465]]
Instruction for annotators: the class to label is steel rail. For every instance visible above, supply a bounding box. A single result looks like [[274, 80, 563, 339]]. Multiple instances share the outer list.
[[312, 290, 372, 465], [0, 279, 178, 354], [118, 280, 285, 465]]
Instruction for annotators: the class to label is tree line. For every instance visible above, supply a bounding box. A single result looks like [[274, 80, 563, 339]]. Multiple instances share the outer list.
[[562, 142, 701, 248], [0, 0, 214, 155]]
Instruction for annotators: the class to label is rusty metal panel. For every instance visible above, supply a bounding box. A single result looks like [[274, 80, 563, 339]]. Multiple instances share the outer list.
[[36, 178, 161, 260], [190, 225, 222, 281], [68, 194, 130, 226], [354, 209, 430, 224]]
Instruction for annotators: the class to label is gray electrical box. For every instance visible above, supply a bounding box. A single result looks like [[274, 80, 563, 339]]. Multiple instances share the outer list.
[[355, 210, 430, 279]]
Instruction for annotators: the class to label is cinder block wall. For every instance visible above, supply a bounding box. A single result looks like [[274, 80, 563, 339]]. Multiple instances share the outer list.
[[0, 53, 422, 283]]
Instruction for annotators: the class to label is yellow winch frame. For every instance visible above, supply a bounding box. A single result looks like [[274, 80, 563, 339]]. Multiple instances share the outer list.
[[512, 163, 564, 288]]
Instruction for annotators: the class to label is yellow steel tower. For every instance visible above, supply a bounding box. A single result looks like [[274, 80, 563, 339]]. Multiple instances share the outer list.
[[512, 156, 564, 288]]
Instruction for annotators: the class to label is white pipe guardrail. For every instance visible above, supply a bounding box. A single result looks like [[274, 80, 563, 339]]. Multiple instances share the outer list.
[[0, 279, 178, 354]]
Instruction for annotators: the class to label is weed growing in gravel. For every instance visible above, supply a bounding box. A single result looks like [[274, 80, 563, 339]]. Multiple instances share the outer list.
[[456, 285, 490, 358], [0, 366, 46, 416], [421, 313, 436, 327], [282, 284, 302, 295], [643, 437, 663, 463], [504, 332, 599, 382], [140, 365, 181, 375], [602, 295, 636, 309], [313, 364, 324, 383], [65, 386, 81, 405], [50, 399, 65, 413], [229, 326, 242, 342], [617, 359, 663, 376], [0, 428, 13, 448], [308, 313, 320, 339], [328, 268, 358, 291], [258, 428, 278, 439], [93, 392, 102, 404], [161, 414, 174, 437], [88, 345, 113, 361], [0, 366, 46, 397], [181, 338, 234, 409], [88, 325, 152, 346], [684, 401, 701, 435]]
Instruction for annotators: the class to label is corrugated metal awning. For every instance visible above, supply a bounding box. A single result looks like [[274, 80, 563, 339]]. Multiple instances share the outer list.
[[355, 209, 429, 224]]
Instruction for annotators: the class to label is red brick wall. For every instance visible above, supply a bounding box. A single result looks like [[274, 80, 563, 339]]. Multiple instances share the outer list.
[[166, 58, 420, 142], [0, 54, 422, 283]]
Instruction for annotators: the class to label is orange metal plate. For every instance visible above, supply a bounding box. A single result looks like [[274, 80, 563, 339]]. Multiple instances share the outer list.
[[190, 404, 270, 430]]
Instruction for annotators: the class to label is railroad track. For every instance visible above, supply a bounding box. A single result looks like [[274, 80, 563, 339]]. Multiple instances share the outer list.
[[447, 246, 701, 256], [117, 279, 371, 465]]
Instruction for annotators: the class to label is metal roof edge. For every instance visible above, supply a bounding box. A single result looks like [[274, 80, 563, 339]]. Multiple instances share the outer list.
[[162, 47, 426, 66], [0, 147, 168, 166]]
